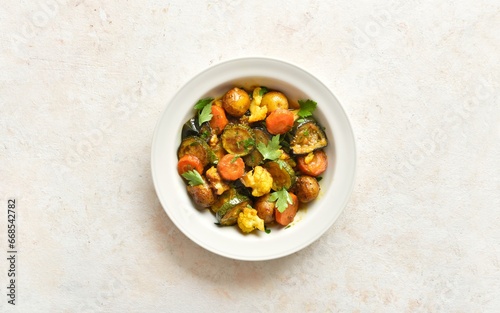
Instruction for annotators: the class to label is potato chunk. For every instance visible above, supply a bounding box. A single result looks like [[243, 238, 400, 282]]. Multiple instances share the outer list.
[[261, 91, 288, 113], [222, 87, 251, 117]]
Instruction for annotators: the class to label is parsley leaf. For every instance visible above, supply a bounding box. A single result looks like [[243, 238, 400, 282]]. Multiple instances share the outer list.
[[194, 97, 213, 110], [243, 137, 255, 148], [198, 103, 213, 126], [268, 188, 293, 213], [256, 135, 282, 161], [258, 86, 269, 97], [242, 137, 255, 153], [194, 97, 214, 126], [297, 99, 317, 118], [181, 170, 205, 186], [200, 129, 211, 141]]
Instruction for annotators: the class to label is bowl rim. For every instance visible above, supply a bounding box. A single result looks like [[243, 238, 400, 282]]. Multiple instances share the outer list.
[[151, 56, 357, 261]]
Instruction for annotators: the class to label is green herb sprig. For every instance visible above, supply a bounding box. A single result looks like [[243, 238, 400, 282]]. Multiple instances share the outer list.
[[194, 97, 214, 126], [181, 170, 205, 186], [268, 188, 293, 213], [256, 135, 282, 161], [297, 99, 317, 118]]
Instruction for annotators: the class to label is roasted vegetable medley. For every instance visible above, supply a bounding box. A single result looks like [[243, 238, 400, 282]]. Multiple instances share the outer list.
[[177, 86, 329, 234]]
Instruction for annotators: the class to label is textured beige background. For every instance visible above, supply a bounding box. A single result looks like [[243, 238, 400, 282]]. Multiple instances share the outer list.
[[1, 0, 499, 312]]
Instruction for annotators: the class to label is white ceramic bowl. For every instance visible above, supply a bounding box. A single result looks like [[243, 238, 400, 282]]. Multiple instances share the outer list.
[[151, 57, 356, 261]]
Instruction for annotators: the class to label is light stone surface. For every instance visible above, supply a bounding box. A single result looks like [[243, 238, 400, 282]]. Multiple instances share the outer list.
[[1, 0, 499, 312]]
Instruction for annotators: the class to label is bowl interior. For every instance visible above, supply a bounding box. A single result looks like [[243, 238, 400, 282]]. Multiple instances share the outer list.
[[151, 57, 356, 260]]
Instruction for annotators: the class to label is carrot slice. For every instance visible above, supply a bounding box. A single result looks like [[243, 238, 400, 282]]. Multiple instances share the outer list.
[[177, 154, 204, 175], [296, 150, 328, 177], [265, 108, 295, 135], [209, 105, 228, 135], [217, 154, 245, 181], [275, 192, 298, 226]]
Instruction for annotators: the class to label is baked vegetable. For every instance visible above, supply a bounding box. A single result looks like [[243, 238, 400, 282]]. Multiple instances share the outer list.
[[254, 194, 276, 224], [177, 136, 215, 167], [213, 189, 250, 226], [290, 118, 327, 155], [212, 189, 250, 226], [292, 175, 320, 203], [217, 154, 245, 181], [243, 128, 270, 167], [177, 154, 204, 175], [219, 201, 250, 226], [275, 192, 298, 226], [237, 207, 265, 233], [264, 160, 296, 191], [266, 108, 295, 135], [209, 105, 228, 135], [248, 87, 267, 122], [186, 178, 216, 208], [221, 124, 255, 156], [181, 117, 200, 139], [296, 150, 328, 177], [210, 188, 242, 213], [222, 87, 251, 117], [240, 166, 273, 197], [261, 91, 288, 113], [205, 166, 230, 195]]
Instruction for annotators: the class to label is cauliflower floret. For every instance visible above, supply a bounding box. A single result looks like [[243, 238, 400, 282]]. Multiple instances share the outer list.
[[279, 151, 291, 160], [304, 152, 315, 164], [205, 166, 230, 195], [237, 207, 265, 233], [240, 166, 273, 197], [248, 87, 267, 122], [209, 134, 218, 146]]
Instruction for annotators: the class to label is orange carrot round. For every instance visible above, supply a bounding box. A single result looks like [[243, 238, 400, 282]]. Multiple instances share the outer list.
[[265, 108, 294, 135], [217, 154, 245, 181], [177, 154, 204, 175], [209, 105, 228, 135], [275, 192, 298, 226], [296, 150, 328, 177]]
